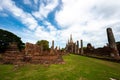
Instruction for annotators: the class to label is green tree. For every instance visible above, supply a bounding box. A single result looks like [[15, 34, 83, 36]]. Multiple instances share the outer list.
[[36, 40, 49, 51], [0, 29, 24, 53], [61, 48, 65, 51]]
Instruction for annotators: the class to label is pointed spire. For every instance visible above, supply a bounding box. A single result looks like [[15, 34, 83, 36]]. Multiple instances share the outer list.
[[81, 40, 84, 55], [70, 34, 73, 43], [52, 40, 54, 49], [68, 39, 69, 44], [59, 46, 60, 50]]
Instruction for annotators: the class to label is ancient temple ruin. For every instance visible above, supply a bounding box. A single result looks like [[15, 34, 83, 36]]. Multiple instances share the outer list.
[[2, 41, 64, 64], [65, 34, 83, 54], [1, 27, 120, 64], [65, 30, 120, 61]]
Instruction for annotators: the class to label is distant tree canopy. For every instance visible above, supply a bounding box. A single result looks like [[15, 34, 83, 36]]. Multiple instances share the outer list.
[[36, 40, 49, 50], [61, 48, 65, 51], [0, 29, 24, 53]]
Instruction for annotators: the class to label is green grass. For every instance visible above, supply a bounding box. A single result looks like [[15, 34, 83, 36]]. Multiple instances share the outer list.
[[0, 54, 120, 80]]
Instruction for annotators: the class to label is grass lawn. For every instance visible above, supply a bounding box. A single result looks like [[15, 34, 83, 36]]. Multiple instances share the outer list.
[[0, 54, 120, 80]]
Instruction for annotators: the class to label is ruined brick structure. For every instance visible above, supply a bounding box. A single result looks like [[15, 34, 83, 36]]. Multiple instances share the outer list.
[[83, 28, 120, 61], [2, 41, 64, 64], [2, 42, 24, 64], [1, 27, 120, 64]]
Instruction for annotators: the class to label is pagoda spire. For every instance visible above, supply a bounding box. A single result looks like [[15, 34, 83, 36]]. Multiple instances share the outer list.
[[70, 34, 73, 43], [68, 39, 69, 44]]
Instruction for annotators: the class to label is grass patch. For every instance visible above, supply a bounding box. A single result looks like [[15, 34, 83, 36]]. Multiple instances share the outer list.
[[0, 54, 120, 80]]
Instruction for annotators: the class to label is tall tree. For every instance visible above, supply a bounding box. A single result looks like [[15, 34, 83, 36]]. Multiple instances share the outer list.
[[36, 40, 49, 50], [0, 29, 24, 53]]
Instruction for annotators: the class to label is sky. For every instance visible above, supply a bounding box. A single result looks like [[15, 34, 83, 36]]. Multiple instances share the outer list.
[[0, 0, 120, 48]]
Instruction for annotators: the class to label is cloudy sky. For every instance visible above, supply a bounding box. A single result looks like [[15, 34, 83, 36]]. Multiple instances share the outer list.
[[0, 0, 120, 48]]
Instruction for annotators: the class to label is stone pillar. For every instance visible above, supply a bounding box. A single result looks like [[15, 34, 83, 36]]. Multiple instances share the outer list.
[[59, 46, 60, 51], [71, 44, 74, 53], [52, 40, 54, 49], [107, 28, 119, 57], [65, 44, 68, 52], [58, 46, 61, 54], [74, 43, 76, 54], [50, 40, 55, 55], [77, 40, 79, 54], [81, 40, 84, 55]]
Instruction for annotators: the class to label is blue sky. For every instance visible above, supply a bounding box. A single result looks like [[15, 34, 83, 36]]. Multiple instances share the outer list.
[[0, 0, 120, 48]]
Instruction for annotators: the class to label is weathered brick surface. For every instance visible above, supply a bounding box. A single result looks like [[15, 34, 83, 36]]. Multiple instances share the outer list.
[[2, 42, 64, 64]]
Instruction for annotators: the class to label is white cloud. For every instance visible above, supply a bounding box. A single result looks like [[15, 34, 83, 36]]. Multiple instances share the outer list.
[[1, 0, 120, 48], [55, 0, 120, 47], [0, 0, 60, 47], [0, 0, 38, 30], [32, 0, 59, 19], [34, 0, 39, 4], [23, 0, 31, 5], [0, 12, 8, 17], [44, 21, 57, 31], [35, 26, 55, 41], [55, 0, 96, 27], [0, 7, 3, 11], [92, 0, 120, 20], [34, 21, 58, 41]]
